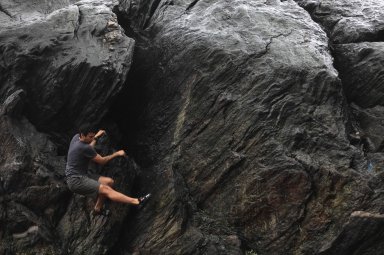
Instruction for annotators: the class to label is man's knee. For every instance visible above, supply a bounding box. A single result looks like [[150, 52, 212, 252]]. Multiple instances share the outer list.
[[107, 178, 114, 187], [99, 184, 112, 194], [99, 176, 114, 187]]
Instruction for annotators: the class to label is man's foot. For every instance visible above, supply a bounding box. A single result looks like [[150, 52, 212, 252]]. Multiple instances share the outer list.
[[138, 193, 151, 209], [92, 207, 111, 217]]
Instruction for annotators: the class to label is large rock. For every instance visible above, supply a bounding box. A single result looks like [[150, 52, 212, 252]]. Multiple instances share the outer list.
[[2, 0, 384, 254], [0, 90, 140, 254], [334, 42, 384, 109], [0, 1, 140, 254], [317, 211, 384, 255], [112, 0, 384, 254], [294, 0, 384, 43], [333, 43, 384, 153], [323, 3, 384, 180], [0, 0, 134, 133], [0, 94, 69, 254]]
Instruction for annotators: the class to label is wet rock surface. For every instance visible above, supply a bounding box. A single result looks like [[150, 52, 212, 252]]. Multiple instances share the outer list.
[[294, 0, 384, 44], [0, 92, 140, 254], [0, 0, 134, 134], [0, 0, 139, 254], [2, 0, 384, 254], [113, 0, 384, 254]]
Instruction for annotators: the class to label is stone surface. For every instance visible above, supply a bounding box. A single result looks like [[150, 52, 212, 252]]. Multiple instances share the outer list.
[[334, 43, 384, 109], [318, 211, 384, 255], [0, 0, 134, 134], [0, 98, 139, 254], [0, 110, 68, 254], [0, 0, 139, 254], [294, 0, 384, 43], [112, 0, 384, 254], [332, 42, 384, 155], [3, 0, 384, 254]]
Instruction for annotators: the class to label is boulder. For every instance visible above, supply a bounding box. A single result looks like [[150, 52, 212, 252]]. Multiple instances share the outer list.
[[2, 0, 384, 254], [0, 0, 134, 133], [0, 1, 139, 254], [294, 0, 384, 43], [0, 102, 139, 254], [112, 0, 380, 254]]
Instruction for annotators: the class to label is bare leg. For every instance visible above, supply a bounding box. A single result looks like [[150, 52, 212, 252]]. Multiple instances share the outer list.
[[94, 177, 114, 212], [99, 184, 139, 205]]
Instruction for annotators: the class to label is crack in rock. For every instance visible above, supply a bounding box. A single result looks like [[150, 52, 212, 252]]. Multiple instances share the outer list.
[[143, 0, 162, 29], [186, 0, 200, 12], [0, 3, 13, 18], [73, 5, 81, 39], [265, 30, 294, 55]]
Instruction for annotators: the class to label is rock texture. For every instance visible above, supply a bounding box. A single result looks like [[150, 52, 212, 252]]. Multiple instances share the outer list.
[[2, 0, 384, 254], [0, 0, 134, 134], [0, 0, 139, 254], [112, 0, 384, 254], [295, 0, 384, 44], [0, 91, 140, 254]]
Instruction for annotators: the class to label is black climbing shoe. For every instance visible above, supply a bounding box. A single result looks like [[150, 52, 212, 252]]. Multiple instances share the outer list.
[[138, 193, 151, 209], [92, 208, 111, 217]]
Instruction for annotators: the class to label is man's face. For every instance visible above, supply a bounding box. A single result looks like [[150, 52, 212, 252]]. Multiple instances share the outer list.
[[80, 132, 96, 144]]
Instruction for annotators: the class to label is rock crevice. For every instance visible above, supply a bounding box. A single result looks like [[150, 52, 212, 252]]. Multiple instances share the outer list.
[[0, 4, 13, 18]]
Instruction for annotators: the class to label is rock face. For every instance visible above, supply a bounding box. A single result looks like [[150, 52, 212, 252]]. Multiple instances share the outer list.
[[0, 0, 134, 134], [295, 0, 384, 44], [2, 0, 384, 254], [113, 0, 384, 254], [333, 43, 384, 157], [0, 0, 139, 254], [0, 91, 140, 254]]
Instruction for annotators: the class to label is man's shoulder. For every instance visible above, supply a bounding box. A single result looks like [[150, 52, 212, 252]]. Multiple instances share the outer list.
[[69, 135, 88, 151]]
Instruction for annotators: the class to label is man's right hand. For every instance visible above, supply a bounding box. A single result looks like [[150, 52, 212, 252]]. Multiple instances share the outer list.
[[93, 150, 127, 165], [115, 150, 126, 157]]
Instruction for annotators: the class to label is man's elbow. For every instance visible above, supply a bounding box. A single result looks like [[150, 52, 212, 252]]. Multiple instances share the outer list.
[[96, 158, 108, 165], [92, 155, 107, 165]]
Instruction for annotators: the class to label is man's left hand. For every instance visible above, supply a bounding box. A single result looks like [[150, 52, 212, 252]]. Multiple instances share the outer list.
[[95, 129, 106, 139]]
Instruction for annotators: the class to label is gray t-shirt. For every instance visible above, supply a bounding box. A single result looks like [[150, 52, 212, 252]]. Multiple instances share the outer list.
[[65, 134, 97, 177]]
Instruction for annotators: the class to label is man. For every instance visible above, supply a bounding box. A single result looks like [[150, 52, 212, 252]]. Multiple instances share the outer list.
[[65, 124, 150, 215]]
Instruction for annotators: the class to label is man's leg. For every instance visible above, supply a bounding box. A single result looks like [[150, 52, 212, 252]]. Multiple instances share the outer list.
[[94, 176, 114, 212], [98, 184, 140, 205]]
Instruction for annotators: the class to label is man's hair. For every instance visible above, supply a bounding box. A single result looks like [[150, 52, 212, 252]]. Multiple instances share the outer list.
[[78, 124, 97, 136]]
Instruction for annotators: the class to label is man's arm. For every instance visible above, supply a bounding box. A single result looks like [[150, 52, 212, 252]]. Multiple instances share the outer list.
[[92, 150, 126, 165], [90, 129, 106, 147]]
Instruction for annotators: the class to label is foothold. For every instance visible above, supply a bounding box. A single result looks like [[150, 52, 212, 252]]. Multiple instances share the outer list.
[[12, 226, 39, 239], [367, 161, 373, 172], [107, 21, 118, 29], [1, 89, 26, 117]]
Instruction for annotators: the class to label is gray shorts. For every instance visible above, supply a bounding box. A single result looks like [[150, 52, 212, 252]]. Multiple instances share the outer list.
[[66, 174, 100, 199]]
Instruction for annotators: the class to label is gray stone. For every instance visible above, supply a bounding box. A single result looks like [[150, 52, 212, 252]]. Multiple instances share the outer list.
[[0, 0, 134, 133], [3, 0, 384, 254], [334, 42, 384, 108], [0, 113, 139, 254], [294, 0, 384, 43], [112, 0, 375, 254], [1, 89, 25, 117]]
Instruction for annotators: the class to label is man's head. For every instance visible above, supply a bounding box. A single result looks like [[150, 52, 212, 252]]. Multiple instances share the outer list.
[[78, 124, 97, 143]]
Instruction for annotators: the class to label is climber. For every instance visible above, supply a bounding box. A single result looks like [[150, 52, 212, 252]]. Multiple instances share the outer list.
[[65, 124, 150, 216]]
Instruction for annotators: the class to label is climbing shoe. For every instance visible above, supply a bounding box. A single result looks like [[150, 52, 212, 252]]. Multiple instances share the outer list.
[[92, 208, 111, 217], [138, 193, 151, 209]]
